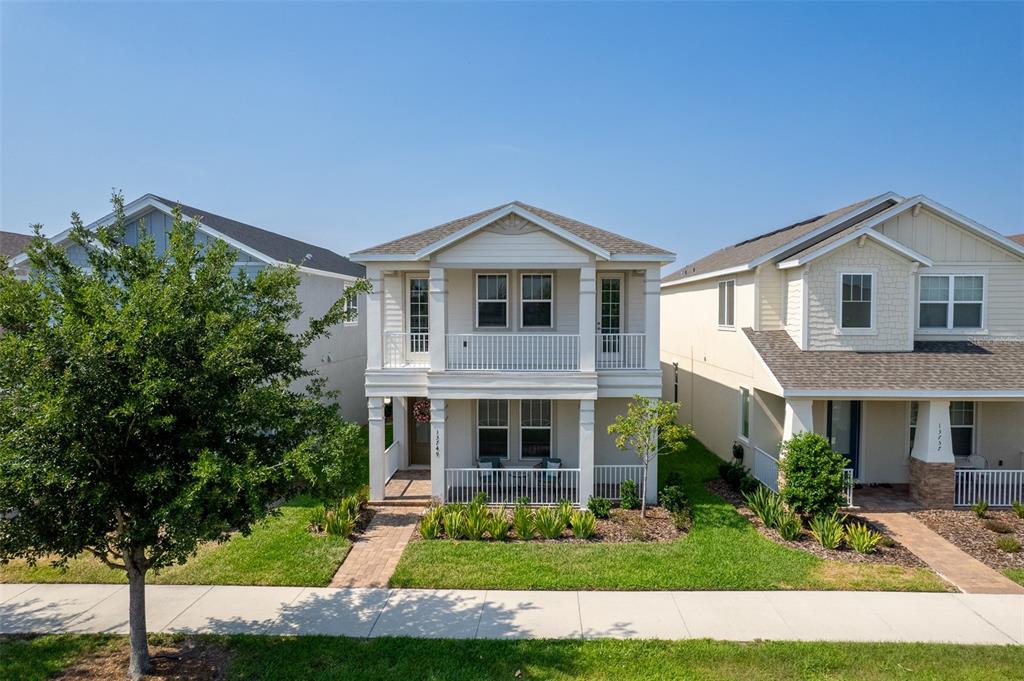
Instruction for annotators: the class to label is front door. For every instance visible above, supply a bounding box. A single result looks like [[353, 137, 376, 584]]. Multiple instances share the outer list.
[[408, 398, 431, 466], [827, 400, 861, 477], [597, 275, 623, 362]]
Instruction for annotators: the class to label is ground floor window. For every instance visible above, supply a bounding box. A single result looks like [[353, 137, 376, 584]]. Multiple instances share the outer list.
[[908, 401, 918, 455], [477, 399, 509, 458], [949, 401, 975, 457], [738, 387, 751, 441], [520, 399, 552, 458]]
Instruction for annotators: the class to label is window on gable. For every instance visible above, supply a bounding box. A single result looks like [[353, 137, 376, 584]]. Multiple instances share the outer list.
[[840, 273, 873, 329], [477, 274, 508, 328], [477, 399, 509, 459], [718, 280, 735, 327], [920, 275, 984, 329], [521, 274, 553, 327], [520, 399, 552, 458]]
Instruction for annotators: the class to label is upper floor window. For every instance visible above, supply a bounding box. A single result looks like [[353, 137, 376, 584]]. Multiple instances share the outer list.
[[520, 399, 552, 458], [476, 274, 508, 328], [919, 275, 984, 330], [840, 273, 873, 329], [343, 286, 359, 324], [521, 274, 553, 327], [477, 399, 509, 459], [409, 277, 429, 353], [718, 280, 735, 327]]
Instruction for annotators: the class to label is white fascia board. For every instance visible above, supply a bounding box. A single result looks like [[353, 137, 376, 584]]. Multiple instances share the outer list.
[[350, 252, 419, 263], [295, 266, 359, 281], [413, 204, 612, 260], [784, 388, 1024, 399], [608, 253, 675, 263], [777, 229, 933, 269], [660, 264, 751, 288]]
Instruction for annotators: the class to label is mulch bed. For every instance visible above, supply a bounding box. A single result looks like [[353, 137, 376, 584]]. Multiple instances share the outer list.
[[911, 509, 1024, 570], [54, 639, 231, 680], [707, 479, 926, 567]]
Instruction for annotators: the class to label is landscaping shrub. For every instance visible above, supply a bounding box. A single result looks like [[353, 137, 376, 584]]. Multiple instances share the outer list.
[[983, 519, 1014, 534], [1012, 500, 1024, 519], [808, 511, 845, 550], [557, 500, 575, 529], [324, 510, 355, 538], [587, 496, 612, 519], [309, 505, 327, 532], [338, 495, 360, 524], [620, 480, 640, 510], [659, 485, 690, 514], [442, 506, 466, 540], [996, 536, 1021, 553], [534, 507, 565, 539], [743, 485, 784, 530], [488, 508, 511, 541], [512, 505, 534, 539], [471, 491, 488, 508], [463, 503, 490, 540], [419, 507, 443, 540], [664, 470, 683, 488], [570, 510, 597, 539], [718, 461, 746, 490], [671, 509, 693, 532], [879, 535, 896, 548], [971, 500, 988, 518], [777, 511, 803, 541], [515, 496, 531, 506], [845, 522, 883, 554], [779, 432, 848, 518], [738, 475, 761, 496]]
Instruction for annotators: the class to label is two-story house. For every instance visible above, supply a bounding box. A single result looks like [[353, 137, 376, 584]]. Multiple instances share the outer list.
[[7, 194, 369, 422], [352, 202, 674, 506], [661, 193, 1024, 508]]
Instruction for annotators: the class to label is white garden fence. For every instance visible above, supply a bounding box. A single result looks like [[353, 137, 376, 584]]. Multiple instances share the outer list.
[[594, 465, 646, 501], [954, 469, 1024, 507]]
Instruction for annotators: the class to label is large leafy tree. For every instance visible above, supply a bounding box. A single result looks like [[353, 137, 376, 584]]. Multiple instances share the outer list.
[[0, 193, 368, 679]]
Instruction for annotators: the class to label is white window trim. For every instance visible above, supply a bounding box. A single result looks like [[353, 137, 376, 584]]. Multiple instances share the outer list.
[[520, 272, 554, 330], [476, 399, 510, 460], [519, 399, 554, 460], [949, 400, 977, 458], [475, 272, 509, 330], [599, 274, 625, 335], [343, 285, 360, 326], [907, 400, 918, 457], [406, 273, 430, 354], [737, 386, 751, 444], [836, 271, 877, 335], [718, 279, 736, 330], [916, 272, 987, 334]]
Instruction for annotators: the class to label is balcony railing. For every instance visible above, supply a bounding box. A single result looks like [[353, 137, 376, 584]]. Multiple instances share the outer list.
[[596, 333, 646, 370], [446, 333, 580, 372], [383, 332, 430, 368]]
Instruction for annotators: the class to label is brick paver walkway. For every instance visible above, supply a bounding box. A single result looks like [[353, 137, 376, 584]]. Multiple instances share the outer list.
[[862, 511, 1024, 595], [329, 506, 424, 588]]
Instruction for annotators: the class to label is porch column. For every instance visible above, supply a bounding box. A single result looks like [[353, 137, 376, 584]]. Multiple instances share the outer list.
[[365, 265, 383, 370], [430, 398, 447, 501], [578, 399, 595, 506], [428, 267, 446, 372], [579, 265, 596, 372], [782, 399, 814, 441], [909, 399, 955, 507], [393, 396, 409, 469], [644, 264, 661, 371], [368, 396, 386, 501]]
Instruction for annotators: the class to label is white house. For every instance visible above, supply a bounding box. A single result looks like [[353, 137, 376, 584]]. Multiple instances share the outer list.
[[7, 194, 368, 422], [351, 201, 675, 506], [661, 192, 1024, 508]]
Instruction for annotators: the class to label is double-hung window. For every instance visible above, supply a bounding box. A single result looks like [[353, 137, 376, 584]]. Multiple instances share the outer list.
[[476, 274, 508, 328], [949, 401, 975, 457], [408, 277, 429, 353], [343, 286, 359, 324], [919, 275, 984, 330], [520, 399, 552, 459], [840, 273, 873, 329], [718, 280, 735, 327], [477, 400, 509, 459], [521, 274, 553, 327]]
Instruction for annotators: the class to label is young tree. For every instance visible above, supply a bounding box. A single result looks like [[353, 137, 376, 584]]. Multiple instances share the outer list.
[[0, 193, 369, 679], [607, 395, 689, 517]]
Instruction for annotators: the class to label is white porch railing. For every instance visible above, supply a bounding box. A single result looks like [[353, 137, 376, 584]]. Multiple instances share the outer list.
[[385, 441, 402, 480], [843, 468, 855, 507], [752, 447, 780, 492], [445, 334, 580, 371], [595, 334, 645, 370], [444, 467, 580, 505], [383, 332, 430, 368], [954, 469, 1024, 507], [594, 465, 646, 501]]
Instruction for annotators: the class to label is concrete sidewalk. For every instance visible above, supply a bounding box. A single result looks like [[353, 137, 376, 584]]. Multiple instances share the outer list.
[[2, 584, 1022, 644]]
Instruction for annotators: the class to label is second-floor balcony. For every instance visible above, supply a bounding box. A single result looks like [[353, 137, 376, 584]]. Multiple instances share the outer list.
[[382, 331, 646, 371]]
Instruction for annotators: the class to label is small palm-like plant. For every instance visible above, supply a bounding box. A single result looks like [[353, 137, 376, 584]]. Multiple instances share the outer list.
[[464, 503, 490, 540], [339, 495, 361, 523], [418, 507, 443, 540], [971, 500, 989, 518], [777, 510, 803, 541], [570, 510, 597, 539], [534, 507, 565, 539], [442, 506, 466, 540], [512, 504, 534, 539], [324, 510, 355, 537], [743, 485, 785, 529], [488, 508, 511, 541], [557, 499, 574, 528], [808, 511, 845, 550], [1011, 501, 1024, 519], [309, 505, 328, 532], [996, 536, 1021, 553], [845, 522, 882, 553]]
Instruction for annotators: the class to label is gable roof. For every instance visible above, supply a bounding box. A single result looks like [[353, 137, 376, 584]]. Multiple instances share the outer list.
[[351, 201, 674, 260], [1, 231, 33, 259], [1011, 234, 1024, 246]]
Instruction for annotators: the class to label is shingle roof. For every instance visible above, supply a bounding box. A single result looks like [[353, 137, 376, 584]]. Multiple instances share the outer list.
[[1010, 234, 1024, 246], [351, 201, 673, 258], [151, 196, 364, 278], [662, 194, 899, 284], [1, 231, 33, 259], [744, 328, 1024, 393]]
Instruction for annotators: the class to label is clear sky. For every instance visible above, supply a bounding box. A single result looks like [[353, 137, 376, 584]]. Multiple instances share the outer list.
[[2, 1, 1022, 268]]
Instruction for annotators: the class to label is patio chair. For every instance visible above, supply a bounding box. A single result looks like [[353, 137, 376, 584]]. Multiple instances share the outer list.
[[541, 458, 562, 482]]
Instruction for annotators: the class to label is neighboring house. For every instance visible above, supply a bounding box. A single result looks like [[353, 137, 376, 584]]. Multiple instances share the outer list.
[[351, 202, 674, 505], [661, 192, 1024, 508], [1, 230, 33, 261], [6, 194, 368, 422]]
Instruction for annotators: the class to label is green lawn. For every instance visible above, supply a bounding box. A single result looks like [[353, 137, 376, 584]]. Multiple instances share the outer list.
[[390, 439, 947, 591], [4, 635, 1022, 681], [1005, 569, 1024, 586]]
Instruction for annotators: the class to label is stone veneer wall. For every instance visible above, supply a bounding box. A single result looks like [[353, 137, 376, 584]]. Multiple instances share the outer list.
[[909, 457, 955, 508], [804, 238, 915, 352]]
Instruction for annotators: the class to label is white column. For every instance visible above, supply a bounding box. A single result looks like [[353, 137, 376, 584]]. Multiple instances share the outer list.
[[578, 399, 595, 506], [365, 266, 383, 370], [430, 398, 447, 500], [428, 267, 446, 371], [644, 264, 661, 371], [368, 396, 386, 501], [911, 399, 955, 463], [393, 396, 409, 469], [782, 399, 814, 441], [579, 265, 596, 372]]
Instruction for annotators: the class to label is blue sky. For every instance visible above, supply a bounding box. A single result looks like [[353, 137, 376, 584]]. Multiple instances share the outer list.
[[2, 2, 1022, 267]]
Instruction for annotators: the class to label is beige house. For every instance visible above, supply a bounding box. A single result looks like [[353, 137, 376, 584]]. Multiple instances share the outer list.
[[351, 202, 674, 506], [661, 193, 1024, 508]]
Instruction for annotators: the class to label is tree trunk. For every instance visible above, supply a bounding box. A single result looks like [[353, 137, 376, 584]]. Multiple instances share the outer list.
[[641, 462, 648, 518], [125, 548, 151, 680]]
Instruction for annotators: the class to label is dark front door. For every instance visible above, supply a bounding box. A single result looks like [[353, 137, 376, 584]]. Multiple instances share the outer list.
[[409, 398, 431, 466], [827, 400, 861, 477]]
